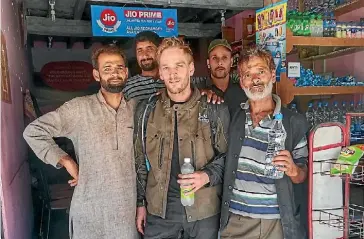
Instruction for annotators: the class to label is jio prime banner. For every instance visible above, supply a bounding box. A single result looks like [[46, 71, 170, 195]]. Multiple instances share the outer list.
[[91, 5, 178, 37], [256, 0, 287, 81]]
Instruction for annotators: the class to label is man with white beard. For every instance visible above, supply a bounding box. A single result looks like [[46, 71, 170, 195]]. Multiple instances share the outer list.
[[220, 47, 309, 239]]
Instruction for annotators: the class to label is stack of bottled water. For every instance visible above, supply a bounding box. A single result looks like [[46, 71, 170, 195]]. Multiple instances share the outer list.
[[305, 101, 364, 142]]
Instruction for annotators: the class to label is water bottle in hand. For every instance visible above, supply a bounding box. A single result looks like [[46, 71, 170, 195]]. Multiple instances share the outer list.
[[181, 158, 195, 206], [264, 113, 286, 179]]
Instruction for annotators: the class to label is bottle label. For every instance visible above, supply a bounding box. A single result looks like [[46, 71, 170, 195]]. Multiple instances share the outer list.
[[181, 187, 194, 199]]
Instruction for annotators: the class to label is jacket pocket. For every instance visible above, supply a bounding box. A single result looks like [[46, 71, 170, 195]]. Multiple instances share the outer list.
[[158, 138, 165, 169]]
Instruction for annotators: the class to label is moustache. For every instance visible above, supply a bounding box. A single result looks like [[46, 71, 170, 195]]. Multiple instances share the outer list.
[[252, 83, 264, 87], [141, 58, 154, 63], [108, 77, 124, 82]]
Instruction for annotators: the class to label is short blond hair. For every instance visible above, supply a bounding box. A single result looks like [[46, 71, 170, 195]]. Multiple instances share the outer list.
[[156, 37, 193, 64]]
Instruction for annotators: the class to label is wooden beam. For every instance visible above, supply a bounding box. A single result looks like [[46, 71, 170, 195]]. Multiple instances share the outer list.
[[88, 0, 263, 10], [73, 0, 87, 20], [26, 16, 221, 38]]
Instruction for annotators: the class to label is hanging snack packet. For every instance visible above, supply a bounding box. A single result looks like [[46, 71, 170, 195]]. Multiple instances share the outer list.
[[330, 144, 364, 175]]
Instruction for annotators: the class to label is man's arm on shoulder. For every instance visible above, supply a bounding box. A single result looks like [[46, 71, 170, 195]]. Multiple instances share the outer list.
[[201, 104, 230, 186], [23, 98, 81, 168]]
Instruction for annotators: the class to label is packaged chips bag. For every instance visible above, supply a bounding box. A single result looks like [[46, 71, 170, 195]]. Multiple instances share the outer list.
[[330, 144, 364, 175]]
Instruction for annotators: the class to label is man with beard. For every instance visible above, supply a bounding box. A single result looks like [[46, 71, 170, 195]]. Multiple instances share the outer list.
[[134, 37, 229, 238], [220, 47, 309, 239], [23, 45, 138, 239], [123, 31, 223, 104], [122, 31, 165, 102], [206, 39, 247, 113]]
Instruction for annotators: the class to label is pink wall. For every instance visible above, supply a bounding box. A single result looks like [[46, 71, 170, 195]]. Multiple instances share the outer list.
[[1, 0, 33, 238], [226, 10, 256, 41]]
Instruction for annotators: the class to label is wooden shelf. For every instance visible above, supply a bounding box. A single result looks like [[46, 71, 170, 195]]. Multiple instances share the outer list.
[[276, 74, 364, 105], [334, 0, 364, 17], [301, 47, 364, 61], [286, 29, 364, 53]]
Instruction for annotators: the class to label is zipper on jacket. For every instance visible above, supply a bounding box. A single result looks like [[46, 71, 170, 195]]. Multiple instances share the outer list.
[[158, 138, 165, 169], [190, 141, 195, 168]]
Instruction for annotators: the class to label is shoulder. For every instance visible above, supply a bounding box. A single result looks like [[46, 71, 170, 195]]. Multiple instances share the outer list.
[[281, 107, 309, 132]]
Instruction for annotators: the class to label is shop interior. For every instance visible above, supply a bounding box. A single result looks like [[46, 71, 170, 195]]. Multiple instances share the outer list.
[[1, 0, 364, 239]]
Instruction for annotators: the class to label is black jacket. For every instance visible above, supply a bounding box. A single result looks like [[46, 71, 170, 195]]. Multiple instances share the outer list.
[[220, 106, 309, 239]]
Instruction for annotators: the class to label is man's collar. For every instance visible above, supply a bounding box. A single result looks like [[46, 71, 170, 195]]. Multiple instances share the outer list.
[[241, 94, 282, 117]]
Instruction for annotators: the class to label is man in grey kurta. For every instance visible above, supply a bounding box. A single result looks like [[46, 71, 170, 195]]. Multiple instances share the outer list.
[[23, 45, 138, 239]]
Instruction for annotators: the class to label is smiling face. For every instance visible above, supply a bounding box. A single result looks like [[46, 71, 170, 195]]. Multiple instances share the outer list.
[[159, 46, 194, 95], [239, 56, 275, 101], [93, 53, 128, 93], [136, 40, 158, 72]]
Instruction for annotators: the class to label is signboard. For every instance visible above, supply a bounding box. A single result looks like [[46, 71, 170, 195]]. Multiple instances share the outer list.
[[1, 31, 11, 103], [91, 6, 178, 37], [40, 61, 94, 91], [256, 0, 287, 81]]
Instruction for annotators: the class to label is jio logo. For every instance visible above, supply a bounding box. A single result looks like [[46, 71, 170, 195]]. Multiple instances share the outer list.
[[166, 18, 175, 29], [100, 9, 117, 26]]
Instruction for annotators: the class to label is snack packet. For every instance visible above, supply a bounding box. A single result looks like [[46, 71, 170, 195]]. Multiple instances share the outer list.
[[330, 144, 364, 175]]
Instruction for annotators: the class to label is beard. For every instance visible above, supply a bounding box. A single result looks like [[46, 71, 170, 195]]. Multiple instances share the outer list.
[[243, 81, 273, 101], [165, 76, 190, 95], [139, 58, 158, 71], [100, 76, 126, 93], [211, 67, 229, 79]]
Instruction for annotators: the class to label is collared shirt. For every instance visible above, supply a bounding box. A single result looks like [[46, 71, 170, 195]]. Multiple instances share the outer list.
[[23, 91, 138, 239], [229, 94, 308, 220]]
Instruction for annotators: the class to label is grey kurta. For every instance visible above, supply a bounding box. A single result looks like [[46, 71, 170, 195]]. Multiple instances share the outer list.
[[23, 91, 138, 239]]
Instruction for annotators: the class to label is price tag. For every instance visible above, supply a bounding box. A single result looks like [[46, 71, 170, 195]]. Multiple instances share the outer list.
[[288, 62, 301, 78]]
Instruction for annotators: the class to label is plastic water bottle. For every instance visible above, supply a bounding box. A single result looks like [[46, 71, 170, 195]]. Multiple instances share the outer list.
[[314, 102, 324, 125], [349, 101, 356, 133], [330, 101, 341, 122], [341, 102, 348, 124], [181, 158, 195, 206], [306, 103, 315, 127], [290, 103, 298, 113], [322, 102, 330, 122], [264, 113, 286, 179], [354, 102, 362, 140]]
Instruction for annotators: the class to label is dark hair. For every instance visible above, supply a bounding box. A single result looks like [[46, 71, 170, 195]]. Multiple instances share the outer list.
[[134, 31, 162, 49], [91, 44, 127, 69], [238, 46, 275, 71]]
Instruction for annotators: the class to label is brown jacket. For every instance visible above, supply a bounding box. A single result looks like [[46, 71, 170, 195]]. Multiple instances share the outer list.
[[134, 88, 230, 222]]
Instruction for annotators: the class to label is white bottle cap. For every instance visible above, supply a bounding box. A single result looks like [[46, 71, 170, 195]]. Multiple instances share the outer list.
[[184, 158, 191, 163]]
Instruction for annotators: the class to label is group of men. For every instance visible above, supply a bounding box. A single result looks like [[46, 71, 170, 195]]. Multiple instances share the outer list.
[[23, 31, 309, 239]]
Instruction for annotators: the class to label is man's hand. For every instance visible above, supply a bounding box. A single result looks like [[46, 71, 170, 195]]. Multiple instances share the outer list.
[[136, 206, 147, 235], [59, 155, 79, 187], [177, 171, 210, 195], [272, 150, 299, 177], [200, 89, 224, 104]]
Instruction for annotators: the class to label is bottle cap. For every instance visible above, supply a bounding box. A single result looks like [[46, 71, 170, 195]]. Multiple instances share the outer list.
[[275, 113, 283, 120], [184, 158, 191, 163]]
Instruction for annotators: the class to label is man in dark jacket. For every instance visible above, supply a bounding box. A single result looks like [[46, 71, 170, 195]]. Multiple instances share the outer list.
[[220, 47, 309, 239], [134, 37, 230, 239]]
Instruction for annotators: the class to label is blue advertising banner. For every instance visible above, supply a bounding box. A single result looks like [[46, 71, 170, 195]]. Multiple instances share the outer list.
[[91, 5, 178, 37]]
